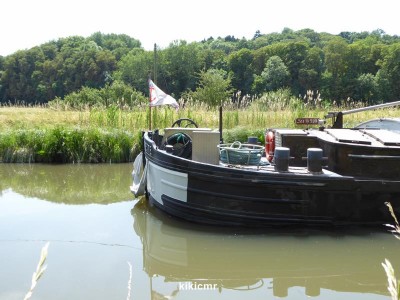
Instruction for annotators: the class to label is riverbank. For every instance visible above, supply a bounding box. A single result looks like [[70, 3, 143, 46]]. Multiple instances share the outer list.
[[1, 105, 399, 163]]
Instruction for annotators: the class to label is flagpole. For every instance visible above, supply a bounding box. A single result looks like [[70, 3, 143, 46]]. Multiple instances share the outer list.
[[148, 45, 179, 129], [149, 88, 152, 130], [151, 43, 158, 130], [153, 43, 157, 85]]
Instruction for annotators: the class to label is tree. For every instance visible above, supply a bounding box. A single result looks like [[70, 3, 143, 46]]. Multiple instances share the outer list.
[[260, 56, 290, 92], [114, 48, 153, 95], [161, 41, 205, 98], [377, 43, 400, 101], [187, 69, 233, 107], [228, 48, 254, 94], [89, 32, 141, 60], [324, 37, 348, 77], [324, 37, 348, 100], [253, 30, 262, 40], [356, 73, 378, 102], [298, 47, 323, 92], [1, 48, 46, 103], [281, 41, 310, 93]]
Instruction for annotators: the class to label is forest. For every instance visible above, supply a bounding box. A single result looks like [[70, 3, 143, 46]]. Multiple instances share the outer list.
[[1, 28, 400, 107]]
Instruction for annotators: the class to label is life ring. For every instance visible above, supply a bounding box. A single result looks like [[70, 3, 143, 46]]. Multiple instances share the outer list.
[[265, 131, 275, 162]]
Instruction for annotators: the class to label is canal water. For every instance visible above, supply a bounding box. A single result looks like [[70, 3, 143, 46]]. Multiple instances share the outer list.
[[0, 163, 398, 300]]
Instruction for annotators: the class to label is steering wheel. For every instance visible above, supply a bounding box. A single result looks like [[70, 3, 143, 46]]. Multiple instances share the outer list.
[[171, 118, 198, 128]]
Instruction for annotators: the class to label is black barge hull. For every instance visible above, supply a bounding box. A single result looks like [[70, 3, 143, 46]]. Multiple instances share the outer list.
[[144, 133, 400, 227]]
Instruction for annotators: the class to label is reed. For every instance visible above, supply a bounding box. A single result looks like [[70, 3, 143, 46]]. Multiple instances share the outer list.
[[383, 202, 400, 300], [0, 127, 138, 163], [127, 262, 132, 300], [382, 259, 399, 300], [385, 202, 400, 240], [24, 242, 49, 300]]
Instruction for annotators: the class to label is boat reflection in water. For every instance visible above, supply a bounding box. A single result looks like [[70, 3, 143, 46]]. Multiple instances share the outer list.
[[132, 199, 399, 299]]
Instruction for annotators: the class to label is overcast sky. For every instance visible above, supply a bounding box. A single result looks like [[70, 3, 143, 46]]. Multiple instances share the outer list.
[[1, 0, 399, 56]]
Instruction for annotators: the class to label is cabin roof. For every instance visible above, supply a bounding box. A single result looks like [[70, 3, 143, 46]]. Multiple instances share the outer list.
[[311, 128, 400, 148]]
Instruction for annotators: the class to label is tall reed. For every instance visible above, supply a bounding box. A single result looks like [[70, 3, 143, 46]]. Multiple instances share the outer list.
[[0, 127, 138, 163], [383, 202, 400, 300], [24, 242, 49, 300]]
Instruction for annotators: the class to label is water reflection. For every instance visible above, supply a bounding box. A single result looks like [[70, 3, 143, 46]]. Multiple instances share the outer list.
[[0, 163, 132, 204], [1, 163, 398, 299], [132, 200, 399, 299]]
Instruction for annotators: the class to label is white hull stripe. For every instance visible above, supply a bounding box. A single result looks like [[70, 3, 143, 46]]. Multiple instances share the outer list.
[[147, 161, 188, 204]]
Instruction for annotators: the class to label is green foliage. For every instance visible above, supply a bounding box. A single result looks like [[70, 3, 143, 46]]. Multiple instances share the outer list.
[[186, 69, 233, 107], [0, 33, 138, 103], [257, 56, 290, 92], [228, 48, 254, 94], [298, 47, 323, 91], [88, 32, 141, 60], [223, 127, 265, 144], [2, 29, 400, 105], [378, 43, 400, 100], [250, 88, 302, 111], [160, 41, 206, 98], [0, 127, 136, 163], [48, 80, 146, 109], [114, 48, 153, 94], [356, 73, 378, 102]]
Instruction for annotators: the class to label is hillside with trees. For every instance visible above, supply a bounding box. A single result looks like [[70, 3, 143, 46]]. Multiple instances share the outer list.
[[1, 29, 400, 107]]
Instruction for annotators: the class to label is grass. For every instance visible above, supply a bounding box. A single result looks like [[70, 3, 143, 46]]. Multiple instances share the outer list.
[[1, 97, 399, 163], [1, 102, 399, 131]]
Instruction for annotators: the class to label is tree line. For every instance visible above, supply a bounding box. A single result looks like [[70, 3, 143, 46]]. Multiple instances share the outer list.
[[0, 28, 400, 106]]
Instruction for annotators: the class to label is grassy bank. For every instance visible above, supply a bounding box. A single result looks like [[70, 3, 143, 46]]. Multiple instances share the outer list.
[[1, 103, 399, 163], [0, 126, 140, 163]]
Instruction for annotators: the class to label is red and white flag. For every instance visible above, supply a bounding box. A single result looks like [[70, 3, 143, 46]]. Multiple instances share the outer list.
[[149, 79, 179, 109]]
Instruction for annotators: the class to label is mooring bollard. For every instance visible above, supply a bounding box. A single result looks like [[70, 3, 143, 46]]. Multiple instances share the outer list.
[[274, 147, 290, 172], [307, 148, 323, 173]]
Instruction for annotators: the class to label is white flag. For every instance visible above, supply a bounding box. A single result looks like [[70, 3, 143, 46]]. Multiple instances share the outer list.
[[149, 79, 179, 109]]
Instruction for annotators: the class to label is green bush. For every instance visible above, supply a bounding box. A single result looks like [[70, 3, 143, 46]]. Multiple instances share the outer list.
[[223, 127, 265, 144], [48, 80, 147, 109]]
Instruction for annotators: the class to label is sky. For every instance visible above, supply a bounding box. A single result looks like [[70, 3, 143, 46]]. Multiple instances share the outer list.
[[1, 0, 400, 56]]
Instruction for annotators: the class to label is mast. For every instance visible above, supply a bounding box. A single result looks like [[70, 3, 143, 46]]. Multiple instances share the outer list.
[[149, 43, 158, 130], [153, 43, 157, 85], [148, 81, 152, 130]]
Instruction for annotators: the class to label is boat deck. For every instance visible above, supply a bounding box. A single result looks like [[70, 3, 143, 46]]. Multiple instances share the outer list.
[[219, 159, 342, 177]]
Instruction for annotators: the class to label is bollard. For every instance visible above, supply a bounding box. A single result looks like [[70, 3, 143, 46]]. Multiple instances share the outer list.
[[307, 148, 323, 173], [247, 136, 258, 144], [274, 147, 290, 172]]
